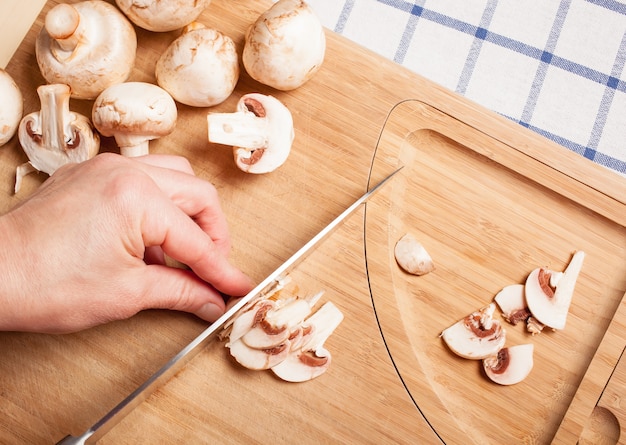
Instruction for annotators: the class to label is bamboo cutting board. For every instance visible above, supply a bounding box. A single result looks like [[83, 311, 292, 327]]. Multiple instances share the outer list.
[[0, 1, 625, 444]]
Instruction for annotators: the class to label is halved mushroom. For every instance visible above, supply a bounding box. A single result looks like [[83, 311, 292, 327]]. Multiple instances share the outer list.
[[115, 0, 211, 32], [155, 23, 239, 108], [493, 284, 530, 326], [0, 69, 23, 147], [207, 93, 294, 173], [36, 1, 136, 100], [441, 303, 506, 359], [271, 301, 344, 382], [242, 0, 325, 90], [525, 250, 585, 330], [483, 344, 534, 385], [16, 83, 100, 193], [92, 82, 177, 157], [394, 233, 435, 275]]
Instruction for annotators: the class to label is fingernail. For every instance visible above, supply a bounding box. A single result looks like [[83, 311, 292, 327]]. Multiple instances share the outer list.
[[197, 302, 224, 323]]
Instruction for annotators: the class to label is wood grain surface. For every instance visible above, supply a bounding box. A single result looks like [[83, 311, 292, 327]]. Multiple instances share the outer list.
[[0, 1, 624, 444]]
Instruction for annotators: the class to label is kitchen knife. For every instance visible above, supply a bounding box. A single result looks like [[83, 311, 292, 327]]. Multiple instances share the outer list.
[[56, 166, 402, 444]]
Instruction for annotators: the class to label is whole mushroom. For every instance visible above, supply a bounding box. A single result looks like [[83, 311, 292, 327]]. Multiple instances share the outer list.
[[36, 1, 137, 100], [16, 83, 100, 192], [243, 0, 325, 90], [116, 0, 211, 32], [92, 82, 177, 157], [0, 69, 23, 147], [156, 23, 239, 107], [207, 93, 294, 173]]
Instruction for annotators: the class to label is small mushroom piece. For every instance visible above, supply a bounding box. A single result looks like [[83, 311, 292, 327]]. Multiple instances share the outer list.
[[271, 301, 344, 382], [16, 83, 100, 193], [493, 284, 530, 325], [441, 303, 506, 360], [92, 82, 177, 157], [36, 1, 137, 100], [155, 23, 239, 107], [394, 233, 435, 275], [115, 0, 211, 32], [525, 251, 585, 330], [207, 93, 294, 173], [0, 69, 23, 147], [243, 0, 325, 90], [483, 344, 534, 385]]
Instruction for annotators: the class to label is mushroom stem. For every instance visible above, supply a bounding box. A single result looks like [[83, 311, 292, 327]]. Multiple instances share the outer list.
[[120, 140, 150, 158], [38, 84, 73, 152], [45, 3, 81, 55], [207, 111, 268, 148]]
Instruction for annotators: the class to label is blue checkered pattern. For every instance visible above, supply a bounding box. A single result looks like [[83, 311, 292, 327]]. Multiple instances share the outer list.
[[306, 0, 626, 178]]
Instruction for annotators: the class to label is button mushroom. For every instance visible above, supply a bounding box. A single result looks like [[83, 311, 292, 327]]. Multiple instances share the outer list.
[[36, 1, 137, 100], [525, 250, 585, 330], [155, 23, 239, 107], [483, 344, 534, 385], [242, 0, 326, 90], [207, 93, 294, 173], [92, 82, 177, 157], [271, 301, 344, 382], [16, 84, 100, 193], [0, 69, 23, 147], [441, 303, 506, 360], [115, 0, 211, 32], [394, 233, 435, 275]]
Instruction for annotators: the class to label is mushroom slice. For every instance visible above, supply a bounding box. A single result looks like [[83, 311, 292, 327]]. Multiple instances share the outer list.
[[16, 83, 99, 192], [525, 250, 585, 330], [207, 93, 294, 173], [36, 1, 136, 100], [243, 0, 325, 90], [0, 69, 23, 147], [394, 233, 435, 275], [441, 303, 506, 360], [92, 82, 177, 157], [483, 344, 534, 385], [115, 0, 211, 32], [227, 338, 291, 371], [493, 284, 531, 326], [156, 23, 239, 107], [272, 301, 344, 382]]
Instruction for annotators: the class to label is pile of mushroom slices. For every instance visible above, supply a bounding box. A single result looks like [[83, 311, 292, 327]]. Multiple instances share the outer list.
[[220, 282, 344, 383], [441, 250, 585, 386], [4, 0, 327, 193]]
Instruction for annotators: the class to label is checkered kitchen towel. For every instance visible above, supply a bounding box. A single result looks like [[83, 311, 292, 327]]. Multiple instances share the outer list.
[[306, 0, 626, 178]]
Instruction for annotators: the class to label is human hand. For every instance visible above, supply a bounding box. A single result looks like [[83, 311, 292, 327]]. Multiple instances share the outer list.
[[0, 153, 254, 333]]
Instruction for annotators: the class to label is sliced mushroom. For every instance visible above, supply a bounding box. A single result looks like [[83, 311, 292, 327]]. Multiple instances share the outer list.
[[0, 69, 23, 147], [36, 1, 136, 100], [394, 233, 435, 275], [115, 0, 211, 32], [243, 0, 325, 90], [441, 303, 506, 359], [525, 250, 585, 330], [271, 301, 344, 382], [155, 23, 239, 108], [207, 93, 294, 173], [16, 83, 100, 193], [92, 82, 177, 157], [228, 338, 291, 371], [493, 284, 530, 325], [483, 344, 534, 385]]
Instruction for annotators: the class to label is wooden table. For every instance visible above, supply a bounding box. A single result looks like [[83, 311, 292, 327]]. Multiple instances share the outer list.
[[1, 1, 624, 444]]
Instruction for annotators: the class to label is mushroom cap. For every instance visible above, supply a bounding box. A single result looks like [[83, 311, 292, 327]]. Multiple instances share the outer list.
[[92, 82, 177, 148], [233, 93, 294, 173], [483, 344, 534, 385], [242, 0, 326, 90], [441, 303, 506, 360], [156, 26, 239, 107], [36, 1, 137, 100], [394, 233, 435, 275], [0, 69, 23, 146], [115, 0, 211, 32]]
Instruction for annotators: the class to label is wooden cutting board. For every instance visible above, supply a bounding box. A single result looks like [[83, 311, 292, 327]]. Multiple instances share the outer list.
[[1, 1, 624, 444]]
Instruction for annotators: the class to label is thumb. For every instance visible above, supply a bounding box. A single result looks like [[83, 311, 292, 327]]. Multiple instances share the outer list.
[[138, 265, 227, 322]]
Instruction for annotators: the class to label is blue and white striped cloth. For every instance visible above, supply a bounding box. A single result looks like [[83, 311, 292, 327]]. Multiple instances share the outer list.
[[306, 0, 626, 178]]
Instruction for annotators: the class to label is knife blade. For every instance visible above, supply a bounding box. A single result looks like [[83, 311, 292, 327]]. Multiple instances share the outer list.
[[56, 166, 402, 444]]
